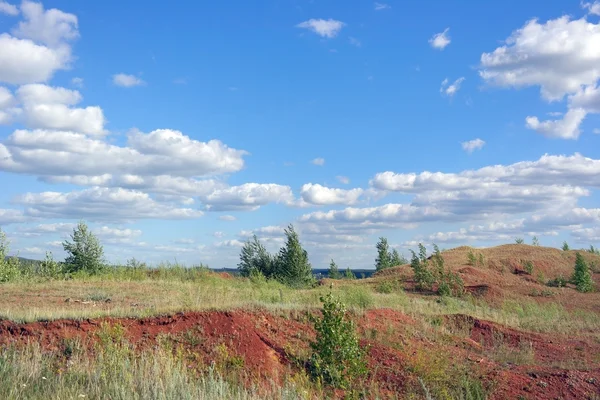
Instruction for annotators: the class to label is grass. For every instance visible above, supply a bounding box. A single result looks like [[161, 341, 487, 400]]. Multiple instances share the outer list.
[[1, 274, 599, 340]]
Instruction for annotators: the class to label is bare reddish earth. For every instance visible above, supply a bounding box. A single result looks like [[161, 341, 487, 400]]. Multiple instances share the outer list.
[[1, 308, 599, 399]]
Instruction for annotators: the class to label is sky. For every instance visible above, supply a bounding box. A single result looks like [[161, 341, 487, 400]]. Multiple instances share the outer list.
[[1, 0, 600, 269]]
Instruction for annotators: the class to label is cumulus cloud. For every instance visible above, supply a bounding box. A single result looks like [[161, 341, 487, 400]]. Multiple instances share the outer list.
[[0, 209, 27, 225], [440, 77, 465, 97], [15, 187, 204, 222], [201, 183, 295, 211], [15, 84, 106, 135], [112, 73, 145, 87], [582, 1, 600, 16], [12, 0, 79, 46], [525, 108, 587, 139], [296, 19, 345, 38], [311, 157, 325, 166], [461, 138, 485, 153], [0, 34, 71, 84], [0, 1, 18, 16], [300, 183, 363, 206], [0, 129, 247, 184], [429, 28, 450, 49]]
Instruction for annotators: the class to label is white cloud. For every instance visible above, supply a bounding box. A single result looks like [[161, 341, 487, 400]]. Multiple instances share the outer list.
[[0, 86, 15, 108], [16, 222, 75, 237], [0, 34, 71, 84], [213, 231, 225, 238], [112, 73, 145, 87], [374, 2, 390, 11], [71, 77, 83, 88], [0, 209, 27, 225], [12, 0, 79, 46], [14, 83, 106, 135], [311, 157, 325, 166], [300, 183, 363, 205], [461, 138, 485, 153], [582, 1, 600, 15], [336, 176, 350, 184], [0, 129, 246, 182], [525, 108, 587, 139], [594, 128, 600, 134], [296, 19, 345, 38], [479, 16, 600, 101], [201, 183, 295, 211], [16, 187, 204, 222], [0, 1, 18, 16], [440, 77, 465, 97], [219, 215, 236, 221], [371, 153, 600, 192], [429, 28, 451, 50]]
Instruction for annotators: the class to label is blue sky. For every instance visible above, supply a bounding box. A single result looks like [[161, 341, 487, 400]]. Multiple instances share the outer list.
[[1, 0, 600, 269]]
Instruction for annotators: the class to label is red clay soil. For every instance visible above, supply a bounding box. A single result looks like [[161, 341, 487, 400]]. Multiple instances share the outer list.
[[1, 308, 599, 399]]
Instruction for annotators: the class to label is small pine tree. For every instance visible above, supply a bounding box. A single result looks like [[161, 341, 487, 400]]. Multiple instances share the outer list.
[[562, 241, 570, 251], [375, 237, 392, 271], [532, 236, 540, 246], [63, 221, 105, 274], [478, 253, 485, 268], [328, 259, 341, 279], [572, 252, 594, 293], [467, 250, 477, 266], [515, 238, 524, 244], [410, 243, 434, 291], [309, 291, 367, 389], [344, 267, 356, 280], [276, 225, 314, 288], [389, 249, 406, 267], [238, 235, 275, 278], [589, 245, 600, 255]]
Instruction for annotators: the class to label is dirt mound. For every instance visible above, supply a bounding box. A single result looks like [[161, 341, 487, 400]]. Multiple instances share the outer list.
[[1, 309, 599, 399]]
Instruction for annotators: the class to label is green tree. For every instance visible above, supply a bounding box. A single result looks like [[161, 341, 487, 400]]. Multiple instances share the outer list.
[[0, 229, 20, 283], [328, 259, 341, 279], [589, 245, 600, 255], [532, 236, 540, 246], [62, 221, 105, 274], [309, 291, 367, 389], [572, 252, 594, 293], [275, 224, 314, 287], [562, 241, 570, 251], [467, 249, 477, 266], [390, 249, 407, 266], [238, 235, 275, 278], [375, 237, 392, 271]]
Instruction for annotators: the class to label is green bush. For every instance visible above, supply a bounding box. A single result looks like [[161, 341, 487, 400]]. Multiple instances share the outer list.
[[547, 275, 567, 288], [0, 230, 20, 283], [522, 260, 534, 275], [467, 250, 477, 266], [411, 244, 464, 297], [63, 221, 105, 275], [309, 291, 367, 389]]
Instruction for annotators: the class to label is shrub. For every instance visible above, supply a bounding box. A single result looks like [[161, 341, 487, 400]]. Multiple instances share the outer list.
[[522, 260, 534, 275], [411, 244, 464, 297], [547, 275, 567, 288], [309, 291, 367, 389], [515, 238, 524, 244], [343, 267, 356, 280], [572, 252, 594, 293], [562, 241, 570, 251], [376, 280, 395, 294], [0, 230, 20, 283], [532, 236, 540, 246], [478, 253, 485, 268], [38, 251, 63, 279]]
